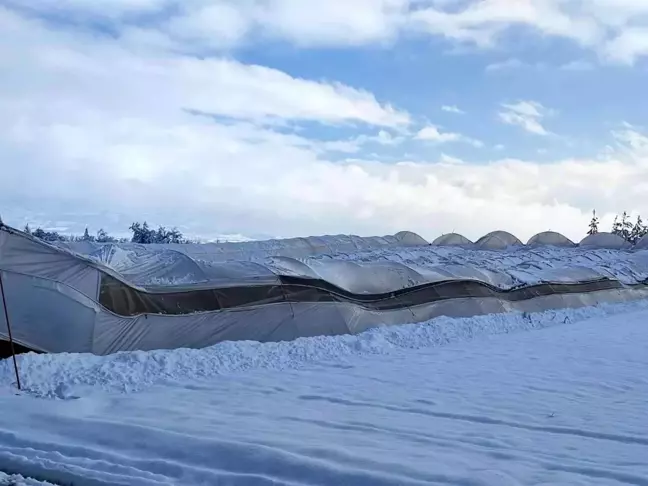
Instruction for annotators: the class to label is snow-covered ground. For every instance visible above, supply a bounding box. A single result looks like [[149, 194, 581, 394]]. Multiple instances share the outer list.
[[1, 299, 648, 485]]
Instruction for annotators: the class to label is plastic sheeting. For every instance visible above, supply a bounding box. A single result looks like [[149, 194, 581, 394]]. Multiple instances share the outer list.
[[633, 234, 648, 250], [0, 271, 97, 353], [88, 244, 282, 289], [4, 222, 648, 356], [475, 231, 523, 250], [53, 231, 428, 263], [0, 228, 100, 298], [87, 286, 648, 354], [431, 233, 473, 246], [527, 231, 575, 247], [579, 232, 631, 249], [3, 225, 648, 296]]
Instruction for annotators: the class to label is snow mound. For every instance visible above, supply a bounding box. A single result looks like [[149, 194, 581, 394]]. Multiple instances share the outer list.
[[3, 299, 648, 399], [0, 472, 54, 486]]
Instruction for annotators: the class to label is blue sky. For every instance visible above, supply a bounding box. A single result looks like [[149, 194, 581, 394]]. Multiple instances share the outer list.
[[2, 0, 648, 242]]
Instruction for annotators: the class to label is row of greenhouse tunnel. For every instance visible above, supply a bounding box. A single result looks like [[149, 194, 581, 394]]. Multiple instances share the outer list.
[[396, 230, 648, 250]]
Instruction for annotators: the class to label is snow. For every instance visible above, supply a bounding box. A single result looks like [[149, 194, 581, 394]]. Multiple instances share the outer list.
[[2, 299, 648, 485], [0, 472, 53, 486], [320, 244, 648, 287], [59, 237, 648, 290]]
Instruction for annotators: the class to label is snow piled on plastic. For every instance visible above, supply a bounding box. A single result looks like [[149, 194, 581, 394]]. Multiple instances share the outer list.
[[319, 244, 648, 287], [66, 237, 648, 288], [0, 472, 53, 486]]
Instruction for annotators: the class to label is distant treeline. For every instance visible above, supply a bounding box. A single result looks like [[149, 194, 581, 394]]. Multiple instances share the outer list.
[[20, 211, 648, 246], [23, 222, 190, 244], [587, 210, 648, 244]]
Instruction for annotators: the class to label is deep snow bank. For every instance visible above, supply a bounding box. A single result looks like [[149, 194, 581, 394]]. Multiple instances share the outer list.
[[3, 299, 648, 399], [2, 303, 648, 486]]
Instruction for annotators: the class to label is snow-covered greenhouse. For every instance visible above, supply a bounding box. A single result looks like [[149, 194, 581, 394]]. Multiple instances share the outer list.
[[1, 223, 648, 357]]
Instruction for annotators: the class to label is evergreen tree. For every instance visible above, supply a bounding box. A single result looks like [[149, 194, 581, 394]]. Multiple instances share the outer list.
[[129, 221, 185, 244], [630, 215, 648, 244], [31, 228, 66, 242], [23, 224, 31, 234], [155, 226, 184, 244], [96, 229, 117, 243], [587, 210, 599, 235], [611, 215, 622, 236], [621, 211, 633, 241], [82, 227, 95, 242], [129, 222, 154, 244]]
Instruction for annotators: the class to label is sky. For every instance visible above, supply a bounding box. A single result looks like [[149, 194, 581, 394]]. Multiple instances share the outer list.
[[2, 0, 648, 242]]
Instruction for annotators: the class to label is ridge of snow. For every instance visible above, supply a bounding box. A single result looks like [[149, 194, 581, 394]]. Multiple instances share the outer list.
[[3, 299, 648, 400], [0, 472, 54, 486]]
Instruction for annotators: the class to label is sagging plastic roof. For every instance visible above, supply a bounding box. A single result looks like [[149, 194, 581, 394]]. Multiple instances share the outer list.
[[6, 223, 648, 357], [53, 232, 424, 263], [3, 225, 647, 297]]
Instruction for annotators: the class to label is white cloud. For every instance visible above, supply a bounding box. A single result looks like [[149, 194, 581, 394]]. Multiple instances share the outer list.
[[253, 0, 410, 47], [0, 10, 408, 129], [603, 28, 648, 65], [162, 3, 253, 49], [612, 124, 648, 156], [8, 0, 412, 49], [316, 130, 406, 154], [439, 153, 464, 164], [442, 105, 465, 114], [411, 0, 601, 50], [412, 1, 648, 65], [415, 126, 483, 147], [6, 1, 648, 63], [498, 101, 553, 136], [416, 126, 460, 143], [4, 0, 165, 19], [4, 3, 648, 244]]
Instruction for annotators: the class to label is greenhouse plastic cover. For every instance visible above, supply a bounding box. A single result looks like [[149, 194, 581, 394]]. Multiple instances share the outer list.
[[636, 234, 648, 249], [431, 233, 473, 246], [475, 231, 523, 250], [53, 233, 408, 263], [579, 232, 631, 249], [47, 236, 648, 293], [527, 231, 575, 247], [3, 224, 648, 356]]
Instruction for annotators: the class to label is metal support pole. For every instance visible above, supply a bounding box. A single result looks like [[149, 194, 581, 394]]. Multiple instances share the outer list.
[[0, 271, 21, 390]]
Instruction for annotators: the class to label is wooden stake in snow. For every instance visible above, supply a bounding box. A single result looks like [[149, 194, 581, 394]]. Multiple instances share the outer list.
[[0, 269, 21, 390]]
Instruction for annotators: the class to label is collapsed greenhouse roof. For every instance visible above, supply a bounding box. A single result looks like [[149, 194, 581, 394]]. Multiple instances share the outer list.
[[1, 224, 647, 357]]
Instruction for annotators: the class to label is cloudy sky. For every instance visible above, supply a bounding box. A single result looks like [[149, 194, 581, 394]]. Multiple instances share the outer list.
[[2, 0, 648, 242]]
